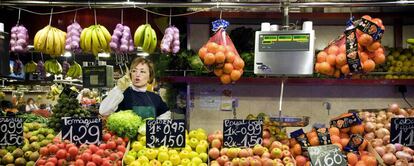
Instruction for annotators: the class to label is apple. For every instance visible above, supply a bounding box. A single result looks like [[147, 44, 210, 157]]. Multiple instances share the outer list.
[[138, 156, 150, 164], [232, 157, 240, 165], [263, 130, 270, 139], [247, 148, 254, 156], [262, 158, 273, 166], [270, 141, 283, 151], [157, 151, 169, 162], [217, 155, 230, 166], [295, 155, 307, 166], [239, 157, 250, 166], [179, 150, 190, 159], [139, 136, 146, 145], [184, 145, 192, 152], [199, 163, 208, 166], [191, 157, 203, 165], [124, 155, 135, 165], [208, 134, 215, 142], [195, 132, 207, 141], [132, 141, 144, 152], [210, 160, 220, 166], [285, 162, 295, 166], [145, 149, 158, 160], [281, 145, 289, 151], [181, 158, 191, 166], [189, 151, 198, 159], [199, 140, 209, 147], [195, 144, 207, 154], [220, 148, 229, 156], [274, 159, 282, 163], [262, 138, 271, 148], [238, 149, 250, 157], [170, 154, 181, 165], [137, 150, 146, 157], [162, 160, 173, 166], [214, 130, 224, 141], [211, 139, 222, 149], [188, 138, 199, 149], [199, 152, 208, 162], [168, 149, 179, 156], [209, 148, 220, 159], [261, 151, 270, 159], [189, 130, 198, 139], [158, 146, 169, 153], [149, 159, 161, 166], [250, 158, 262, 166], [270, 148, 282, 159], [283, 157, 292, 164], [253, 145, 265, 156], [282, 150, 291, 158], [224, 161, 232, 166], [227, 148, 239, 158]]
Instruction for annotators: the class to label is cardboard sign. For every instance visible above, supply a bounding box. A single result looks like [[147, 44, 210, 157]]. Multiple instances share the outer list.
[[146, 119, 186, 148], [61, 117, 102, 145], [308, 144, 348, 166], [0, 117, 24, 146], [223, 119, 263, 148], [391, 118, 414, 147]]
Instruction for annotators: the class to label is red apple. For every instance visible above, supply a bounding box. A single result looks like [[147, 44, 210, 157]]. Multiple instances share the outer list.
[[211, 139, 222, 149], [220, 148, 228, 156], [239, 158, 250, 166], [282, 150, 291, 158], [239, 149, 250, 158], [250, 158, 262, 166], [261, 152, 270, 159], [217, 155, 229, 166], [283, 157, 292, 164], [263, 130, 271, 139], [262, 138, 271, 148], [253, 145, 265, 156], [270, 141, 283, 151], [208, 148, 220, 159]]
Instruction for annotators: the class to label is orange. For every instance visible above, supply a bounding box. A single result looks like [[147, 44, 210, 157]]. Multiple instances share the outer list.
[[340, 128, 350, 133], [217, 45, 226, 53], [203, 53, 216, 65], [339, 132, 349, 139], [340, 138, 349, 147], [233, 57, 245, 70], [306, 131, 317, 139], [358, 34, 373, 47], [319, 62, 332, 75], [350, 124, 364, 134], [291, 143, 302, 156], [327, 45, 339, 55], [367, 41, 381, 52], [214, 68, 223, 77], [330, 135, 341, 144], [223, 63, 234, 74], [225, 51, 236, 63], [347, 153, 358, 166], [334, 69, 341, 78], [220, 74, 231, 84], [206, 42, 219, 53], [373, 53, 385, 64], [326, 54, 337, 66], [329, 127, 340, 136], [230, 70, 242, 81], [362, 59, 375, 72], [309, 137, 320, 146], [316, 51, 327, 63], [198, 47, 208, 60], [214, 51, 226, 64], [225, 45, 234, 53], [336, 53, 347, 66], [314, 63, 321, 72], [341, 65, 350, 75], [359, 51, 369, 62]]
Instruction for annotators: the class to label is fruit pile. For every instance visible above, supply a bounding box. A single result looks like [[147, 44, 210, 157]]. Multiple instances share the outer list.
[[109, 24, 135, 53], [0, 122, 56, 166], [208, 130, 295, 166], [10, 24, 29, 53], [160, 26, 180, 54], [34, 25, 67, 58], [80, 24, 112, 56], [24, 61, 38, 74], [37, 132, 127, 166], [134, 24, 157, 54], [65, 22, 83, 53], [124, 128, 208, 166], [198, 28, 245, 84], [47, 93, 91, 131], [66, 61, 83, 79], [315, 15, 386, 77], [44, 59, 62, 75], [384, 48, 414, 79], [246, 113, 289, 141]]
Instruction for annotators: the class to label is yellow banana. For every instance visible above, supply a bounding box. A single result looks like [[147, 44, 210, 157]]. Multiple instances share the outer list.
[[53, 28, 62, 56], [142, 25, 153, 52], [80, 27, 88, 51], [84, 27, 93, 52], [98, 25, 112, 43], [148, 28, 157, 54], [35, 25, 51, 51], [91, 28, 100, 56], [134, 24, 147, 47], [96, 27, 108, 51], [45, 28, 55, 55], [59, 31, 66, 55]]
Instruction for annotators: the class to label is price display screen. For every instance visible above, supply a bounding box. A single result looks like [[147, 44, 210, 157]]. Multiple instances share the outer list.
[[61, 117, 102, 145], [223, 119, 263, 148], [146, 119, 186, 148], [0, 117, 24, 146], [259, 34, 310, 52]]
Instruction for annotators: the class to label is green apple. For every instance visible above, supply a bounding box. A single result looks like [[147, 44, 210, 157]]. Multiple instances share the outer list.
[[145, 149, 158, 160], [191, 157, 203, 165], [138, 149, 146, 157], [158, 151, 170, 163], [189, 130, 198, 139], [162, 160, 173, 166], [158, 146, 169, 153], [271, 148, 282, 159], [181, 158, 191, 166], [138, 156, 150, 164], [128, 151, 137, 158], [188, 138, 199, 149], [139, 136, 146, 145], [150, 159, 161, 166], [124, 155, 136, 165], [179, 150, 190, 159], [195, 144, 207, 154], [132, 141, 145, 152], [198, 153, 208, 162], [189, 151, 199, 159], [168, 149, 179, 156], [130, 161, 140, 166], [170, 154, 181, 165], [183, 145, 192, 152], [199, 140, 209, 147]]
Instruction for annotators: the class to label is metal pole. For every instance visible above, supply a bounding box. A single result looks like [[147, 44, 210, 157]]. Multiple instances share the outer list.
[[282, 1, 289, 30]]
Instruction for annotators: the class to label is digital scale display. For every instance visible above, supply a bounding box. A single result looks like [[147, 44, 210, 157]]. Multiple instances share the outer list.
[[259, 34, 310, 52]]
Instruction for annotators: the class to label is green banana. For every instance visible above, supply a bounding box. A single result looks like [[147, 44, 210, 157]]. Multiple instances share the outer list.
[[134, 24, 148, 47], [142, 25, 153, 52], [148, 28, 157, 54], [24, 61, 37, 73], [407, 38, 414, 45]]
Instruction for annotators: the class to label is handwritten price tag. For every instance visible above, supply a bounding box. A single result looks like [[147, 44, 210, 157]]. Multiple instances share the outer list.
[[0, 117, 23, 146], [146, 120, 186, 148], [308, 145, 347, 166], [391, 118, 414, 148], [223, 119, 263, 148], [61, 117, 102, 145]]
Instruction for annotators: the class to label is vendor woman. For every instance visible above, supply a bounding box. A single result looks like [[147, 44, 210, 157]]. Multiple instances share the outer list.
[[99, 57, 170, 119]]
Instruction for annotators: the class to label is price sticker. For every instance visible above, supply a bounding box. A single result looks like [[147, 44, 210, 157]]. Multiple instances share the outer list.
[[61, 117, 102, 145], [223, 119, 263, 148], [308, 144, 347, 166], [391, 118, 414, 148], [0, 117, 23, 146], [146, 120, 186, 148]]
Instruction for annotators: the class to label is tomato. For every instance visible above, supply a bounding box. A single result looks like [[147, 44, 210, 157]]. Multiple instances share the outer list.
[[58, 159, 67, 166], [45, 162, 56, 166], [117, 145, 126, 153], [66, 143, 76, 150], [95, 149, 105, 157], [40, 147, 49, 156], [56, 149, 67, 159], [49, 145, 59, 154], [86, 162, 96, 166], [103, 149, 112, 157], [68, 146, 79, 157], [103, 133, 112, 142], [75, 159, 85, 166], [116, 137, 124, 145], [106, 141, 116, 150], [123, 137, 129, 142], [89, 144, 99, 153], [81, 153, 92, 162], [47, 157, 58, 164], [38, 159, 47, 165], [117, 151, 124, 158], [57, 143, 66, 149], [117, 160, 122, 166], [99, 143, 107, 150], [83, 149, 92, 154], [53, 137, 61, 143], [92, 154, 103, 165]]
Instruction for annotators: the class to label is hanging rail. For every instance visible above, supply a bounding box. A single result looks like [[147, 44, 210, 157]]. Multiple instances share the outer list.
[[0, 1, 413, 8]]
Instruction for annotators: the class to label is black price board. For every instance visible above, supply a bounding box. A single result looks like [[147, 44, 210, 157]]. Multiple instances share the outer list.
[[308, 144, 347, 166], [223, 119, 263, 148], [391, 118, 414, 147], [146, 119, 186, 148], [61, 117, 102, 145], [0, 117, 23, 146]]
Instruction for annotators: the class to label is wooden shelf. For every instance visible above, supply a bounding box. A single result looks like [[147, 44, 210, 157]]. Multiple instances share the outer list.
[[161, 76, 414, 86]]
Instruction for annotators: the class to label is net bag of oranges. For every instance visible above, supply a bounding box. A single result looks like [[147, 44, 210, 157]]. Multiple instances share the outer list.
[[315, 15, 386, 77], [198, 19, 245, 84]]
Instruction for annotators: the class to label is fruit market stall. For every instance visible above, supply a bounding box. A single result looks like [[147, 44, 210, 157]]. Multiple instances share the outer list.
[[0, 1, 413, 166]]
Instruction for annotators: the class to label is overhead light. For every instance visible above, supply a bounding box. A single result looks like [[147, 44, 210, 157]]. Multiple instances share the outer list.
[[63, 51, 72, 57], [98, 52, 111, 58], [137, 52, 149, 57]]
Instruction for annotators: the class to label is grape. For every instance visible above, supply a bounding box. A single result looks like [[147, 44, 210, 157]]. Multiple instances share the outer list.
[[17, 39, 26, 46], [17, 33, 26, 39], [173, 27, 179, 33], [65, 22, 82, 52], [10, 39, 16, 46]]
